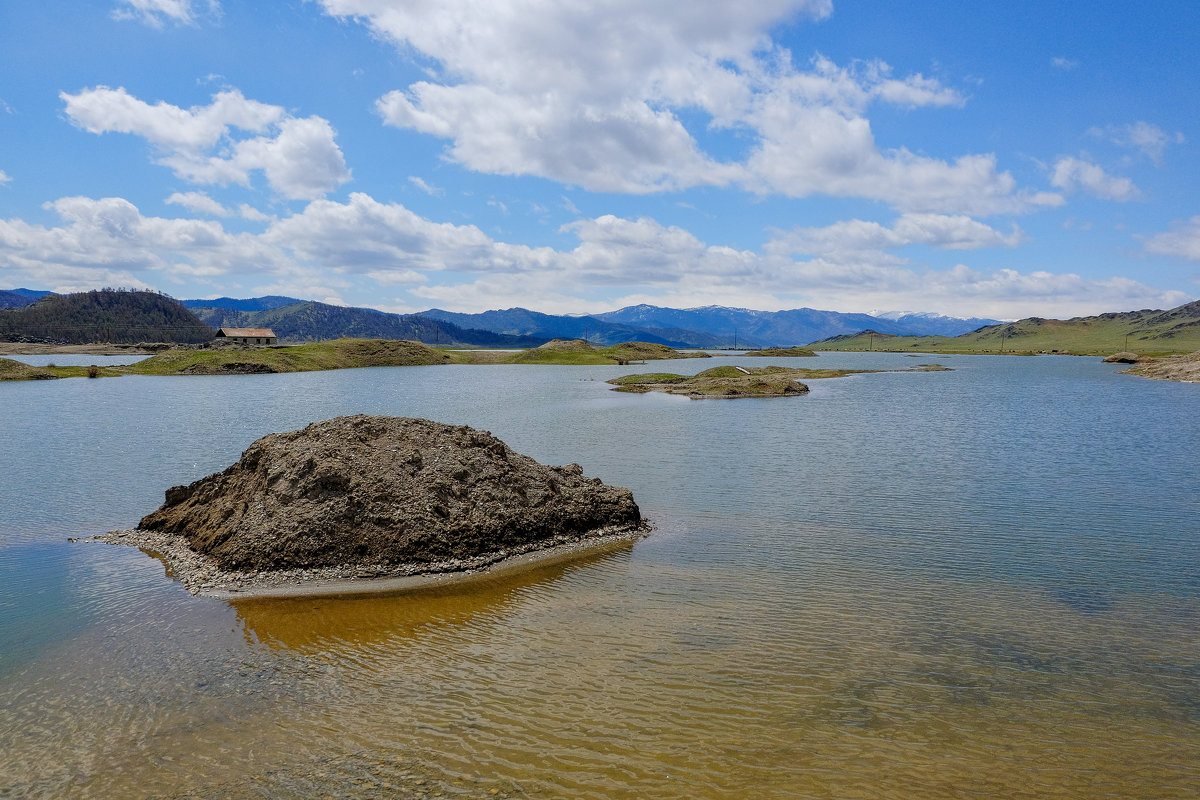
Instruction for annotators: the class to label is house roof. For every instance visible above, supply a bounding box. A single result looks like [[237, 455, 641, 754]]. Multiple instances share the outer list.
[[216, 327, 276, 338]]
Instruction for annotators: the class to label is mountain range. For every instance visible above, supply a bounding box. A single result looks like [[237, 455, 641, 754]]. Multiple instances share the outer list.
[[184, 299, 545, 348]]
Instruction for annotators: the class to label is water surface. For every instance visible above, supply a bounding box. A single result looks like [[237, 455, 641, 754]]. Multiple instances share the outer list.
[[1, 354, 1197, 798]]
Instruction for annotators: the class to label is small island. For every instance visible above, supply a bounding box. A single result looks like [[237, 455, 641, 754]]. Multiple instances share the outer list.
[[91, 415, 646, 597], [607, 363, 951, 398], [742, 347, 817, 357]]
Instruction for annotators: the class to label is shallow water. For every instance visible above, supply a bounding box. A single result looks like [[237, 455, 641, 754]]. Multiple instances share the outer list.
[[1, 354, 1197, 798]]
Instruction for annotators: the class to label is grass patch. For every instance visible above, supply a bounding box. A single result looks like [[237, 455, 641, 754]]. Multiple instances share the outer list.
[[0, 357, 123, 381], [127, 338, 451, 375]]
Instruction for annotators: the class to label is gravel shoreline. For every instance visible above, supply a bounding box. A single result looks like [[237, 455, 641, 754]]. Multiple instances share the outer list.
[[80, 523, 648, 600]]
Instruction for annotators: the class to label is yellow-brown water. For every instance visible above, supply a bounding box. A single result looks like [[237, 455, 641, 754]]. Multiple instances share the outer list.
[[2, 355, 1198, 798]]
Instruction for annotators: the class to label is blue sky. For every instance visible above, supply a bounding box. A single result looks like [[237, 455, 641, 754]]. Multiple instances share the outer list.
[[1, 0, 1198, 319]]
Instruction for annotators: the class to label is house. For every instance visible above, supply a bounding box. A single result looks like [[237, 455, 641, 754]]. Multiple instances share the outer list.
[[214, 327, 277, 345]]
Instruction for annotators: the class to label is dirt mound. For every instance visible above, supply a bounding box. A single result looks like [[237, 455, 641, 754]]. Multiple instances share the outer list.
[[139, 415, 641, 571], [1102, 352, 1140, 363]]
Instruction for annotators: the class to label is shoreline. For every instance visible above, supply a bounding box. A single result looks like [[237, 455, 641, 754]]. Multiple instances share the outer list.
[[0, 342, 154, 356], [82, 523, 649, 600]]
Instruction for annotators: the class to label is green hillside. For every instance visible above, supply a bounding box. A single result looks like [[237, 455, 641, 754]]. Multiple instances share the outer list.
[[0, 289, 213, 344], [809, 300, 1200, 356]]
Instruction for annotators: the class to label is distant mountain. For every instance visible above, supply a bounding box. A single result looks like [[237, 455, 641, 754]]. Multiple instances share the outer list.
[[593, 304, 1001, 347], [0, 289, 53, 309], [189, 300, 545, 347], [180, 295, 302, 313], [0, 289, 213, 344], [809, 299, 1200, 356], [872, 311, 1003, 336], [417, 307, 726, 348]]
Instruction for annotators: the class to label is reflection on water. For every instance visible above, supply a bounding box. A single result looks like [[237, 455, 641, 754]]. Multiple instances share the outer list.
[[234, 539, 636, 651], [1, 355, 1198, 798]]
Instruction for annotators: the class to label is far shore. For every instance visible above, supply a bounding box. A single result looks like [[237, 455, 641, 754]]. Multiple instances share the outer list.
[[0, 342, 154, 356], [84, 524, 647, 601]]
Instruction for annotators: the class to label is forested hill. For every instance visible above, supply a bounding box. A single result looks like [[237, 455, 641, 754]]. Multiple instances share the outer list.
[[188, 300, 546, 347], [0, 289, 214, 344]]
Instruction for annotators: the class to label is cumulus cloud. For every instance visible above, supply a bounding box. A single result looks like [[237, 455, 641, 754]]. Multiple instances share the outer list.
[[1142, 217, 1200, 261], [0, 170, 10, 185], [1089, 121, 1184, 166], [2, 192, 1185, 319], [321, 0, 1050, 213], [0, 196, 292, 289], [61, 87, 350, 200], [166, 191, 228, 216], [769, 213, 1024, 262], [1050, 156, 1140, 202], [111, 0, 220, 28]]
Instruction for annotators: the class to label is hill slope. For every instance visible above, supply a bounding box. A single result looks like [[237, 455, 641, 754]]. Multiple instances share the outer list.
[[0, 289, 213, 344], [0, 289, 53, 309], [189, 300, 545, 348], [809, 300, 1200, 356]]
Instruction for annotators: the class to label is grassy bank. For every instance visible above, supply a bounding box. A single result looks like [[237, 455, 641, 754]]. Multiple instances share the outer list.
[[0, 357, 122, 381]]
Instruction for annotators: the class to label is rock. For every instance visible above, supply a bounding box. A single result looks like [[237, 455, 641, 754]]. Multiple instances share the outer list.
[[1103, 352, 1140, 363], [139, 415, 641, 572]]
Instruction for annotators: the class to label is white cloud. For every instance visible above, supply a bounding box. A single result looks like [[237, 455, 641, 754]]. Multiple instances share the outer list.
[[238, 204, 270, 222], [111, 0, 220, 28], [1142, 217, 1200, 261], [1050, 156, 1140, 202], [1, 192, 1185, 321], [61, 87, 350, 200], [1051, 57, 1079, 71], [769, 213, 1024, 262], [166, 191, 228, 216], [0, 170, 10, 185], [1089, 121, 1184, 166], [0, 196, 292, 287], [408, 176, 443, 196], [325, 0, 1049, 213]]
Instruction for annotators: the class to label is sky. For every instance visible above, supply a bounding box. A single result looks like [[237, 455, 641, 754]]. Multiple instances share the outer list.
[[1, 0, 1198, 319]]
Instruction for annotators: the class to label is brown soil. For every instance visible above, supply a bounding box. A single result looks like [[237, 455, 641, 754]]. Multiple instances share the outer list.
[[137, 415, 642, 572], [1119, 350, 1200, 382]]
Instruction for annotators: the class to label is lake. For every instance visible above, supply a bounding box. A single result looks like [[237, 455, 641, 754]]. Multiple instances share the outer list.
[[1, 353, 1197, 799]]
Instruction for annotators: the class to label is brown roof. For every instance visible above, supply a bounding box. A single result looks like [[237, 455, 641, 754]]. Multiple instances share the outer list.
[[216, 327, 276, 338]]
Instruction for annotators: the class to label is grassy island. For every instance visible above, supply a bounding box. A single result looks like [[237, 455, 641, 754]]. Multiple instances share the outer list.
[[614, 364, 950, 398], [498, 339, 709, 365], [608, 363, 951, 398], [127, 338, 450, 375], [743, 347, 817, 357]]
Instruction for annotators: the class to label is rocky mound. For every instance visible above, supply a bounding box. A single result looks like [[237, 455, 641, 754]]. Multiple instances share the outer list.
[[138, 415, 641, 572], [1119, 349, 1200, 382], [1103, 352, 1140, 363]]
